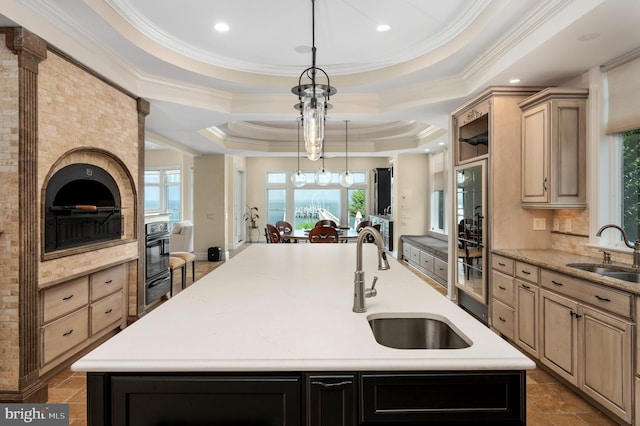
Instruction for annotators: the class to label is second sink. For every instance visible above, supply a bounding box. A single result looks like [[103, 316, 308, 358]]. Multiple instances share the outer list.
[[566, 263, 640, 283], [368, 315, 470, 350]]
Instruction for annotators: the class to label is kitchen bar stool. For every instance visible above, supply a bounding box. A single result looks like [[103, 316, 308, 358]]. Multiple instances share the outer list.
[[168, 256, 186, 296], [171, 252, 196, 285]]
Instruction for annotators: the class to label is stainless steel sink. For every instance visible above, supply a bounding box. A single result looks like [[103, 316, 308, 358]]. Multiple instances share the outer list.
[[368, 315, 470, 349], [566, 263, 631, 273], [566, 263, 640, 283]]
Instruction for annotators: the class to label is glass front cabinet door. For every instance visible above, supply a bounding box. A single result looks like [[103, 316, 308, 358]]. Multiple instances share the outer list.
[[454, 160, 487, 304]]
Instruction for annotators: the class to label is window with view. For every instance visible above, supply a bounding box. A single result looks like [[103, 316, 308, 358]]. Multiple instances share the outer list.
[[145, 168, 181, 227], [622, 129, 640, 242], [265, 171, 367, 230]]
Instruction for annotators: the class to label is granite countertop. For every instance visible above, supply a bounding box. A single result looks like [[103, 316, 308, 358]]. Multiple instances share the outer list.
[[492, 248, 640, 295], [72, 244, 533, 373]]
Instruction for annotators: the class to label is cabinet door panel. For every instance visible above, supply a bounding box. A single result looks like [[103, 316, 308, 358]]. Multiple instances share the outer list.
[[581, 306, 632, 422], [540, 289, 578, 384], [307, 374, 356, 426], [521, 103, 549, 202], [516, 281, 538, 357]]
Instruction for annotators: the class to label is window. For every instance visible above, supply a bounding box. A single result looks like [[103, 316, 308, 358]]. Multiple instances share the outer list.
[[264, 170, 368, 230], [429, 151, 446, 234], [145, 168, 181, 227], [622, 129, 640, 242], [267, 189, 286, 224]]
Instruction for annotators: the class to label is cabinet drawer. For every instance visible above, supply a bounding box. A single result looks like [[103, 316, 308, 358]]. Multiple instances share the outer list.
[[402, 243, 410, 260], [541, 269, 632, 318], [42, 276, 89, 323], [419, 251, 435, 273], [42, 307, 89, 365], [91, 290, 124, 335], [91, 264, 125, 301], [434, 259, 448, 281], [491, 271, 515, 307], [492, 299, 515, 339], [515, 261, 539, 283], [492, 255, 514, 275], [409, 246, 420, 265]]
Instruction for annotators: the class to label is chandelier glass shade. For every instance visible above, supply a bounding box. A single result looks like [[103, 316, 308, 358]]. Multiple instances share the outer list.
[[339, 120, 354, 188], [314, 142, 332, 186], [291, 119, 307, 188], [292, 0, 336, 161]]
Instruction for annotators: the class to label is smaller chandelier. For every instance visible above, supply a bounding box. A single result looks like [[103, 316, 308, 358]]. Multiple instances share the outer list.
[[339, 120, 354, 187], [292, 0, 336, 161]]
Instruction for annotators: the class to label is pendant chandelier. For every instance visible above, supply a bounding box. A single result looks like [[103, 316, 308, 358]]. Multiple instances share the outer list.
[[314, 141, 332, 186], [291, 0, 336, 161], [339, 120, 354, 187], [291, 119, 307, 188]]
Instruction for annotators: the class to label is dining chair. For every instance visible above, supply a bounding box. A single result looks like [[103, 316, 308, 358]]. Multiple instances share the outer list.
[[275, 220, 294, 243], [355, 220, 371, 232], [314, 219, 337, 228], [308, 226, 339, 243], [265, 224, 281, 243]]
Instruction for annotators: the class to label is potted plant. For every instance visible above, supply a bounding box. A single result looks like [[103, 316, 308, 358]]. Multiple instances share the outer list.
[[243, 205, 259, 229]]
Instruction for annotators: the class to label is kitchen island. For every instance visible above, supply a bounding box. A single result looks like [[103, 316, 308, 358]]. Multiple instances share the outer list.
[[73, 244, 534, 425]]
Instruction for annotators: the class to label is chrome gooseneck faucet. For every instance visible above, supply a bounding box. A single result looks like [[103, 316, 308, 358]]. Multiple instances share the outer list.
[[353, 226, 390, 313], [596, 224, 640, 268]]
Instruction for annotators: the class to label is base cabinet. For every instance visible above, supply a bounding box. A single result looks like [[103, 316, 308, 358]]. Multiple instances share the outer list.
[[88, 370, 527, 426]]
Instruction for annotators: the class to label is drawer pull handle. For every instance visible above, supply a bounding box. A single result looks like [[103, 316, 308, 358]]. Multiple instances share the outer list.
[[105, 308, 113, 314], [498, 285, 506, 291], [105, 279, 113, 284], [570, 311, 583, 319], [551, 280, 564, 286], [498, 262, 506, 267], [521, 270, 531, 275], [520, 284, 531, 290], [498, 316, 506, 322], [595, 295, 611, 302], [62, 329, 74, 337], [311, 380, 351, 389], [62, 294, 74, 301]]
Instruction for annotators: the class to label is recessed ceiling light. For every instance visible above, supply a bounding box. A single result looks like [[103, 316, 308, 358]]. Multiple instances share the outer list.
[[214, 22, 230, 32], [509, 78, 521, 84], [438, 141, 445, 146], [376, 24, 391, 32], [424, 148, 430, 152]]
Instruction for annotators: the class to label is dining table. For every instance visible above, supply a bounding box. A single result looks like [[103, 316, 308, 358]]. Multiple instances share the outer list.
[[284, 228, 360, 243]]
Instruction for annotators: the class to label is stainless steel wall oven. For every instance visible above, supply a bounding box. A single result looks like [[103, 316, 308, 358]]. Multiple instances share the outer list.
[[145, 221, 171, 304]]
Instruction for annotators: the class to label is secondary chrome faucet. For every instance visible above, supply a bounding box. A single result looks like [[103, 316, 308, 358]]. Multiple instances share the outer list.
[[596, 224, 640, 268], [353, 226, 390, 313]]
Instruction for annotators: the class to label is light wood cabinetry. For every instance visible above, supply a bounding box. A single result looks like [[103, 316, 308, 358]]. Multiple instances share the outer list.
[[519, 87, 588, 208], [401, 238, 447, 287], [490, 255, 539, 357], [492, 253, 634, 424], [539, 270, 633, 423], [40, 263, 127, 373]]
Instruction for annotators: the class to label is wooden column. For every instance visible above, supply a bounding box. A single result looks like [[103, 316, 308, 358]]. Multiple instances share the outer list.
[[136, 99, 150, 318], [3, 27, 48, 402]]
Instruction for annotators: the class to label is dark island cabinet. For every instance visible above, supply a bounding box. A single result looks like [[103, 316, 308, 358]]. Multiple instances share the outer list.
[[306, 374, 357, 426], [87, 370, 526, 425]]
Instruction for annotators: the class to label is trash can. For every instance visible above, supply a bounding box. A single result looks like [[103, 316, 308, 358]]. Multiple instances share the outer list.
[[208, 246, 223, 261]]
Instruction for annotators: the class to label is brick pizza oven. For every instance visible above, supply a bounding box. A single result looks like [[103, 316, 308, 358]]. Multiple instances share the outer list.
[[0, 28, 149, 403]]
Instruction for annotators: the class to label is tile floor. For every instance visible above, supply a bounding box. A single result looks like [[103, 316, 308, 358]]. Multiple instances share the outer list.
[[46, 245, 621, 425]]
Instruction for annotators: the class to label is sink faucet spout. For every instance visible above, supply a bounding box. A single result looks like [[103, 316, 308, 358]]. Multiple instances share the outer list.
[[353, 226, 390, 313], [596, 224, 640, 268]]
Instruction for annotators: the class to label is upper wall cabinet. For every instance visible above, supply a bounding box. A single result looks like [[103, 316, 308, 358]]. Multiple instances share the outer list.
[[455, 100, 489, 165], [518, 88, 588, 209]]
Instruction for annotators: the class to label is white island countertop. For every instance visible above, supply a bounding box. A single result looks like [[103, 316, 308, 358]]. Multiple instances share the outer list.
[[73, 244, 534, 372]]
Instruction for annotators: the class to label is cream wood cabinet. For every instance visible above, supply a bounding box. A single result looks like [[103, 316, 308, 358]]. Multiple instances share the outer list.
[[519, 87, 588, 208], [490, 255, 539, 358], [40, 263, 127, 374], [540, 270, 633, 424]]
